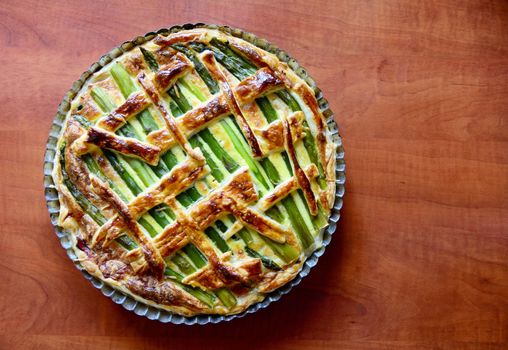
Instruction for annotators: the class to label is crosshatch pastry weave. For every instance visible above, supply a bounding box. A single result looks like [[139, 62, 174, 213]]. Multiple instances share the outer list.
[[51, 27, 337, 316]]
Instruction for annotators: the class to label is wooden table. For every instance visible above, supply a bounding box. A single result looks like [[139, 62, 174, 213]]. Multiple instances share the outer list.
[[1, 1, 507, 349]]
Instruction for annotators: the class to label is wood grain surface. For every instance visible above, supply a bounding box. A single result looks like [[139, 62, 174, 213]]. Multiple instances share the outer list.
[[0, 0, 507, 349]]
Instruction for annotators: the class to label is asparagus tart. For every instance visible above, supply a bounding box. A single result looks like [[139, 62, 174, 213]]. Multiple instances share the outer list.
[[51, 27, 337, 316]]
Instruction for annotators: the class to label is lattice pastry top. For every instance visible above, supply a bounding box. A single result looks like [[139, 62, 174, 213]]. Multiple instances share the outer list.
[[52, 28, 337, 315]]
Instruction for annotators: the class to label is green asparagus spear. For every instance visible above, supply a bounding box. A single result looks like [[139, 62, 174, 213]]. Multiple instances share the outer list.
[[244, 246, 282, 271], [164, 267, 215, 307], [148, 204, 173, 228], [171, 252, 195, 275], [182, 244, 208, 268], [189, 136, 224, 182], [160, 148, 177, 168], [256, 97, 278, 123], [238, 228, 289, 269], [72, 115, 92, 129], [209, 38, 257, 72], [139, 47, 159, 72], [102, 150, 143, 195], [215, 220, 228, 232], [205, 226, 229, 253], [168, 84, 192, 113], [261, 235, 300, 262], [275, 90, 300, 112], [169, 100, 184, 117], [138, 216, 159, 237], [215, 288, 237, 308], [198, 129, 239, 173], [188, 42, 245, 80], [91, 87, 115, 112], [116, 235, 137, 250], [281, 151, 293, 176], [171, 44, 220, 94], [178, 78, 207, 102]]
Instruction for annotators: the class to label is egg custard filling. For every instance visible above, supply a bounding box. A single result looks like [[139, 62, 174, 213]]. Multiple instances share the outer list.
[[52, 28, 336, 315]]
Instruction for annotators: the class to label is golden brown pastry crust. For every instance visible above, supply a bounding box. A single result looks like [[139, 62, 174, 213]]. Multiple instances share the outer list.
[[52, 28, 336, 316]]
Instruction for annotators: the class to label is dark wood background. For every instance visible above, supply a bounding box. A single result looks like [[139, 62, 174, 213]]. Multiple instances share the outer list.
[[1, 1, 507, 349]]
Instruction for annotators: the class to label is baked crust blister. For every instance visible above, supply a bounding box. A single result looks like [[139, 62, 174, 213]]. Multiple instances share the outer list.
[[52, 28, 336, 316]]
